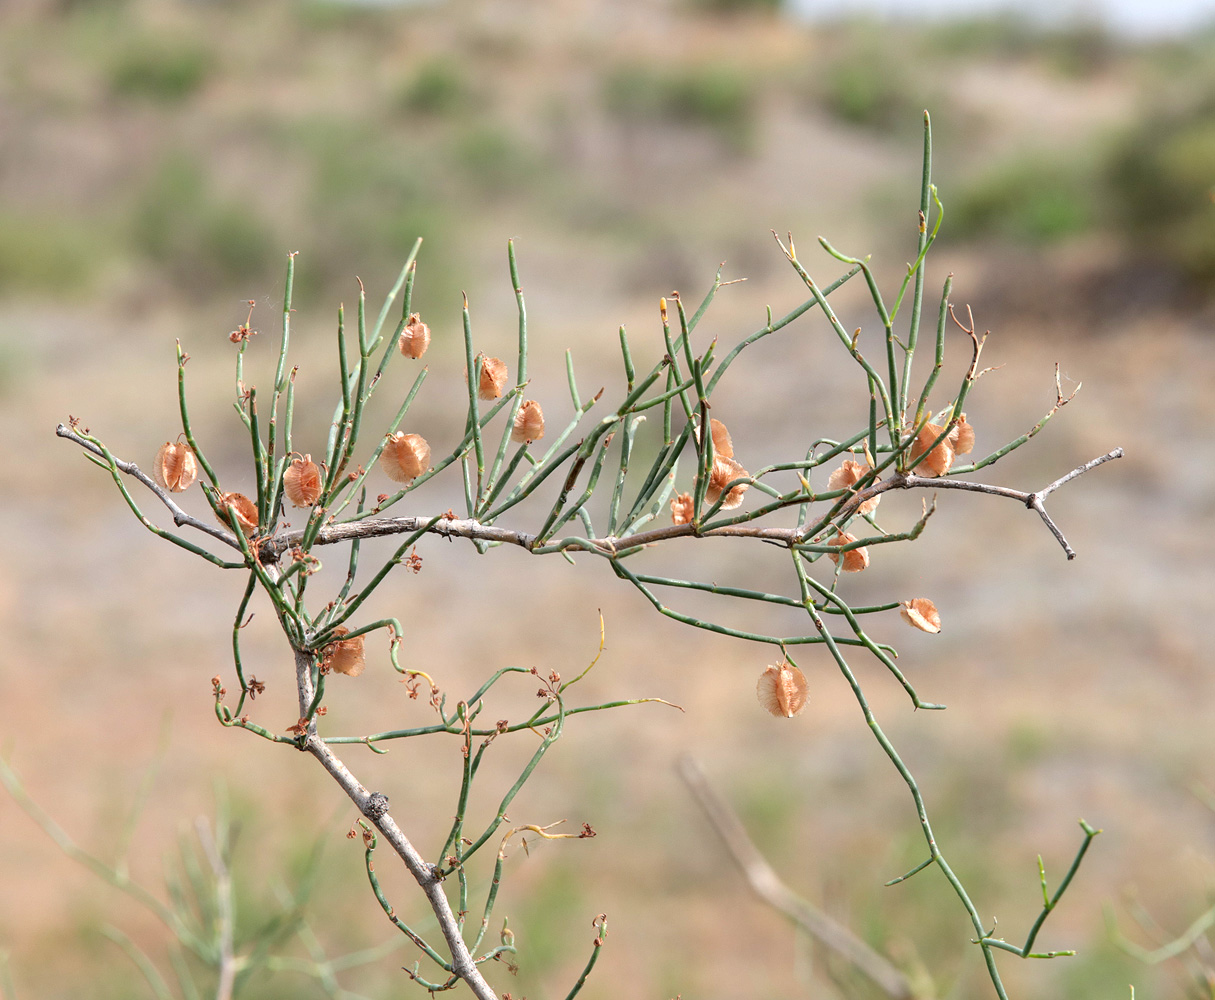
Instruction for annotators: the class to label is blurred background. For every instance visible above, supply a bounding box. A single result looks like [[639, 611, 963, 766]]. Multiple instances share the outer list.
[[2, 0, 1214, 997]]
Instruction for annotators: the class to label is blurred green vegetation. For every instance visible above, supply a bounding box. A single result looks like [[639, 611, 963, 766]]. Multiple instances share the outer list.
[[602, 62, 760, 152], [132, 156, 278, 295], [400, 60, 474, 116], [0, 212, 101, 297], [686, 0, 783, 15], [1107, 89, 1215, 288], [108, 36, 213, 101], [815, 35, 931, 133], [5, 0, 1215, 312], [928, 14, 1121, 77], [949, 154, 1096, 244]]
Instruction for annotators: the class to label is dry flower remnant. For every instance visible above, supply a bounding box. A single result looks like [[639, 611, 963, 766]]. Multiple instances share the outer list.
[[398, 313, 431, 359], [283, 454, 322, 507], [900, 598, 941, 633], [706, 456, 749, 510], [670, 492, 694, 525], [476, 355, 508, 400], [511, 400, 545, 443], [381, 432, 431, 483], [322, 626, 366, 677], [153, 440, 198, 493], [756, 661, 809, 718], [828, 458, 880, 515], [216, 492, 258, 535], [828, 531, 869, 572]]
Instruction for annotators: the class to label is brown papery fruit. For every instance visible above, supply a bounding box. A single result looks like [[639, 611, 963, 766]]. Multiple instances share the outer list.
[[477, 356, 508, 400], [827, 531, 869, 572], [757, 661, 809, 718], [323, 626, 366, 678], [153, 441, 198, 493], [511, 400, 545, 443], [909, 422, 955, 477], [670, 492, 694, 525], [827, 458, 880, 515], [900, 598, 941, 633], [706, 456, 749, 510], [217, 492, 258, 535], [284, 454, 322, 507], [710, 418, 733, 459], [381, 432, 431, 483], [947, 413, 974, 456], [398, 313, 430, 359]]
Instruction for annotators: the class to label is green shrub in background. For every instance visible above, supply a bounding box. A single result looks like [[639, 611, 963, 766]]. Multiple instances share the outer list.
[[603, 63, 758, 151], [132, 157, 277, 295], [0, 211, 99, 297], [815, 29, 930, 133], [950, 155, 1095, 244], [686, 0, 783, 14], [1108, 94, 1215, 290], [400, 60, 473, 116], [108, 37, 212, 101]]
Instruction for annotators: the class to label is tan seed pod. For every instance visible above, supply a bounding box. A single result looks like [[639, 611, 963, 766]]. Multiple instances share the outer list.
[[323, 626, 366, 678], [511, 400, 545, 443], [153, 441, 198, 493], [283, 454, 322, 507], [909, 422, 955, 478], [710, 418, 733, 459], [398, 313, 431, 359], [756, 661, 809, 718], [217, 492, 258, 535], [827, 458, 880, 515], [670, 492, 694, 525], [381, 432, 431, 483], [828, 531, 869, 572], [706, 455, 749, 510], [477, 356, 508, 400], [947, 413, 974, 456], [900, 598, 941, 634]]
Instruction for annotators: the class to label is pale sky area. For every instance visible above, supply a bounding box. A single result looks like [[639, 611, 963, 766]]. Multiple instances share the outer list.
[[790, 0, 1215, 36]]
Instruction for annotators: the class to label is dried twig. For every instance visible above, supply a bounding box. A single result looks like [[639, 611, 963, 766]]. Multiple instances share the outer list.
[[679, 756, 915, 1000]]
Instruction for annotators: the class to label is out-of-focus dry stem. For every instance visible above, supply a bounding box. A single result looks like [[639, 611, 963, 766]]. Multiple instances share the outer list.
[[679, 755, 915, 1000]]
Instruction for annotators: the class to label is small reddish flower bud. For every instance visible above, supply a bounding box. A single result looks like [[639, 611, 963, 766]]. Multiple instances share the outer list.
[[757, 661, 809, 718], [828, 531, 869, 572], [283, 454, 322, 507], [827, 458, 880, 515], [900, 598, 941, 633], [217, 492, 258, 535], [511, 400, 545, 443], [670, 492, 694, 525], [323, 626, 366, 678], [153, 441, 198, 493], [477, 356, 508, 400], [947, 413, 974, 456], [706, 456, 749, 510], [398, 313, 431, 359], [909, 423, 954, 477], [381, 432, 431, 483]]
